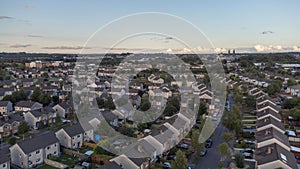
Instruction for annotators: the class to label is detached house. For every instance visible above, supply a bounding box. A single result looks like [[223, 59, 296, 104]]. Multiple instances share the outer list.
[[14, 101, 43, 112], [286, 84, 300, 97], [0, 101, 13, 115], [55, 123, 84, 149], [9, 132, 60, 169]]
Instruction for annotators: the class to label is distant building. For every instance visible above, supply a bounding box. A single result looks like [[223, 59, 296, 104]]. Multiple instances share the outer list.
[[14, 101, 43, 112], [0, 101, 13, 115]]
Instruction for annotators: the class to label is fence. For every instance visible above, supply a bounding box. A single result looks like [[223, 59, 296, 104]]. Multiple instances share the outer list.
[[44, 159, 69, 169]]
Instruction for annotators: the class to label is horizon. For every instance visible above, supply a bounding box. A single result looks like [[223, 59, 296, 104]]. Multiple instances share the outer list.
[[1, 0, 300, 54]]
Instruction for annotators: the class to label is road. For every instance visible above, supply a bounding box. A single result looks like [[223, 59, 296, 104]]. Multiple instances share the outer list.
[[195, 124, 228, 169]]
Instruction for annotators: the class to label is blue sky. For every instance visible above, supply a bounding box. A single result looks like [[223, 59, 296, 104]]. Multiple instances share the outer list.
[[0, 0, 300, 53]]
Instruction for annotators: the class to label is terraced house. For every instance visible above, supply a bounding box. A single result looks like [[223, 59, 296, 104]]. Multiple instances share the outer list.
[[0, 114, 23, 139]]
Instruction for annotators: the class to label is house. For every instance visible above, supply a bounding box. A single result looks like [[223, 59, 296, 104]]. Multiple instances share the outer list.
[[152, 123, 179, 152], [148, 74, 164, 84], [22, 78, 34, 87], [123, 139, 157, 169], [55, 123, 84, 149], [256, 109, 282, 122], [286, 84, 300, 97], [0, 101, 13, 115], [255, 143, 297, 169], [0, 88, 15, 100], [99, 161, 122, 169], [256, 116, 285, 133], [256, 102, 280, 114], [0, 150, 10, 169], [52, 102, 73, 118], [256, 95, 276, 106], [24, 107, 56, 129], [101, 110, 119, 127], [14, 101, 43, 112], [9, 132, 60, 169], [111, 154, 139, 169], [0, 114, 23, 139], [256, 127, 291, 151]]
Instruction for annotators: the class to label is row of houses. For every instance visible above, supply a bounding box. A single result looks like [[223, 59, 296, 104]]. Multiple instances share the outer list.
[[0, 100, 73, 139], [100, 107, 196, 169], [247, 87, 298, 169], [0, 123, 92, 169]]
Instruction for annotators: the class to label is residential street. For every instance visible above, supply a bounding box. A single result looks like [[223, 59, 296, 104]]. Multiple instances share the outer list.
[[195, 124, 228, 169]]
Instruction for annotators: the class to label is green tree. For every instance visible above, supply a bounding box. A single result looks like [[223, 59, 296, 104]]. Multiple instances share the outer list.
[[104, 97, 116, 110], [39, 93, 51, 106], [140, 93, 151, 111], [198, 101, 207, 118], [171, 150, 188, 169], [218, 142, 231, 161], [8, 137, 17, 145], [222, 132, 234, 143], [18, 121, 30, 134], [41, 72, 49, 78], [191, 129, 205, 158], [96, 97, 105, 108], [287, 78, 298, 86], [31, 87, 40, 102], [234, 153, 245, 168], [52, 95, 59, 105], [222, 106, 242, 136]]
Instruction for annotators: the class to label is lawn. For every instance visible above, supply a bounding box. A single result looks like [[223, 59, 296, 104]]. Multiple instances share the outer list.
[[37, 164, 58, 169], [52, 154, 79, 167]]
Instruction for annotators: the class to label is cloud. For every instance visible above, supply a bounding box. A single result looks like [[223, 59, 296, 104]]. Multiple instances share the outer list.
[[293, 46, 300, 52], [166, 48, 173, 53], [28, 34, 44, 38], [10, 44, 32, 48], [254, 45, 284, 52], [42, 46, 91, 50], [261, 31, 274, 35], [0, 16, 14, 20]]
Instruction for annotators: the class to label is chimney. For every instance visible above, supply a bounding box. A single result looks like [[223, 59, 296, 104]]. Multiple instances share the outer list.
[[160, 129, 163, 135], [265, 129, 270, 135], [3, 115, 9, 122], [267, 147, 272, 154]]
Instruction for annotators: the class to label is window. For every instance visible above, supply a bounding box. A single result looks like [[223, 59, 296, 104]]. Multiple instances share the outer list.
[[47, 146, 50, 150], [29, 154, 31, 157], [36, 158, 40, 162], [54, 151, 57, 154], [36, 150, 40, 154], [3, 164, 6, 167], [77, 135, 80, 138]]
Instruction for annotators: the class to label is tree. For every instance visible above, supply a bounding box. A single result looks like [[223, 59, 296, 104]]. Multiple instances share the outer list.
[[52, 95, 59, 105], [96, 97, 105, 108], [287, 78, 298, 87], [191, 129, 205, 158], [140, 93, 151, 111], [222, 132, 234, 143], [41, 72, 49, 78], [222, 106, 242, 136], [39, 93, 51, 106], [218, 142, 231, 161], [266, 80, 282, 96], [171, 150, 188, 169], [198, 101, 207, 118], [18, 121, 30, 134], [31, 87, 41, 102], [104, 97, 116, 110], [234, 153, 245, 168], [8, 137, 17, 145]]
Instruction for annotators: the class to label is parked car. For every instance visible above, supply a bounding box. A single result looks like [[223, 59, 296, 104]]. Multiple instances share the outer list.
[[205, 139, 213, 148], [240, 148, 254, 159], [200, 149, 208, 156], [177, 143, 189, 149], [162, 162, 171, 168], [166, 155, 176, 160]]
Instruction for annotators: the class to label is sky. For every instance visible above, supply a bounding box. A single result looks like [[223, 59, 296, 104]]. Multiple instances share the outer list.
[[0, 0, 300, 53]]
